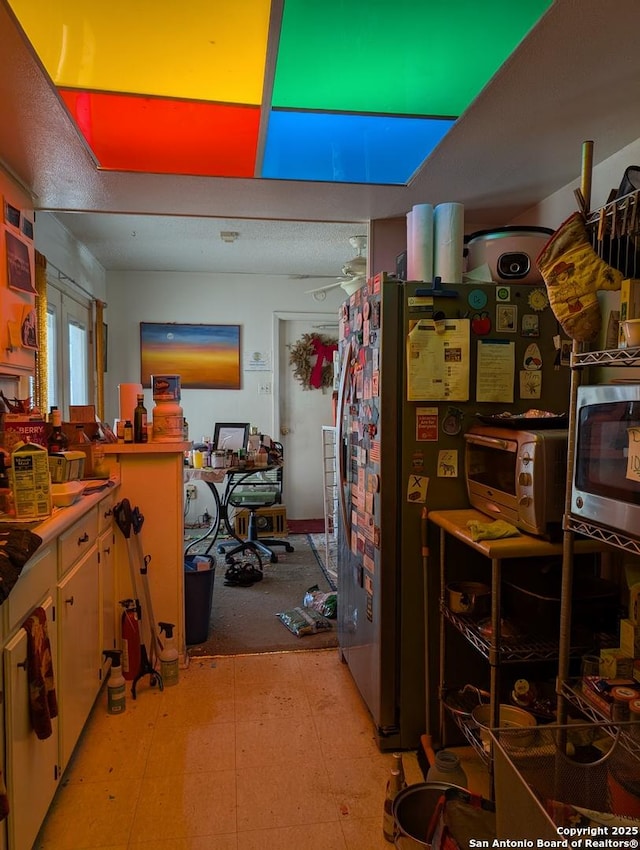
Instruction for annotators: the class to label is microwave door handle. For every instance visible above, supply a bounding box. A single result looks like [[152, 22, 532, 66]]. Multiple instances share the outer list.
[[466, 435, 511, 451]]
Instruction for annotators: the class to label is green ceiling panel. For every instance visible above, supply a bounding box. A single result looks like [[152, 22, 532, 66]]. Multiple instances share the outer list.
[[272, 0, 552, 116]]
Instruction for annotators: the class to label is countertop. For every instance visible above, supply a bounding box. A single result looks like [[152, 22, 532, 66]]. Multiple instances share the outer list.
[[1, 476, 120, 549]]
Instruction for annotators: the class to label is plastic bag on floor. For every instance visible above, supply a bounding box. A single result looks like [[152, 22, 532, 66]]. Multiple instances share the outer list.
[[277, 606, 332, 636], [303, 585, 337, 619]]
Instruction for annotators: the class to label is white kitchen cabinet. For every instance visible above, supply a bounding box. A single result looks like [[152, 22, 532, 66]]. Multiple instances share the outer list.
[[56, 543, 100, 771], [4, 596, 58, 850], [0, 482, 120, 850], [98, 490, 117, 675]]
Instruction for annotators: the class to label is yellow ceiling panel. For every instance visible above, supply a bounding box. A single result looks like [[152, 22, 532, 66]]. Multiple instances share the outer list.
[[8, 0, 272, 104]]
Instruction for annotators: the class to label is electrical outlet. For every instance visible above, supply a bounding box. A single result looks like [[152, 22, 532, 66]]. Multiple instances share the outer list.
[[186, 484, 197, 499], [258, 381, 272, 395]]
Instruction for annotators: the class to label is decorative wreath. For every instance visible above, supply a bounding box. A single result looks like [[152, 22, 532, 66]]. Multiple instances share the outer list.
[[288, 332, 338, 390]]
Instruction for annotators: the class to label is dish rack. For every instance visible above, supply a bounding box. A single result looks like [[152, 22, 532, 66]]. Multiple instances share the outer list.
[[491, 722, 640, 838]]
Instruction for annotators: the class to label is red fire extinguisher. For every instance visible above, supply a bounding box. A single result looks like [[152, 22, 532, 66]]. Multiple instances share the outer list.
[[120, 599, 141, 681]]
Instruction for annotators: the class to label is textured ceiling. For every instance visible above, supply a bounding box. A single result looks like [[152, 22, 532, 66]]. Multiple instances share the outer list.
[[1, 0, 640, 278]]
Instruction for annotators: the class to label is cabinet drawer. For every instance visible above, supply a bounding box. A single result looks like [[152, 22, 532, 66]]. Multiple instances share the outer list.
[[98, 491, 116, 534], [6, 543, 57, 633], [58, 507, 98, 576]]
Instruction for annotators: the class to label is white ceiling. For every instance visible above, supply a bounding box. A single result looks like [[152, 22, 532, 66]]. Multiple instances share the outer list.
[[2, 0, 640, 278]]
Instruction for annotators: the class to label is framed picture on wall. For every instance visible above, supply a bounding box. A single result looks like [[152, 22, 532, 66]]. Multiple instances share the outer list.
[[5, 229, 35, 294], [140, 323, 242, 389], [20, 304, 38, 350]]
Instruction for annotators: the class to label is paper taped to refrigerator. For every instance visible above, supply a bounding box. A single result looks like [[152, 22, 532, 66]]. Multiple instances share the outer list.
[[475, 339, 515, 402], [406, 319, 470, 401]]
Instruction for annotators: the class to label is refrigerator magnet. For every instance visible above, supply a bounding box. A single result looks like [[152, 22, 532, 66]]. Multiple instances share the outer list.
[[521, 314, 540, 337], [407, 474, 428, 503], [442, 406, 464, 435], [496, 304, 517, 332], [523, 342, 542, 370], [520, 370, 542, 399], [437, 450, 458, 478]]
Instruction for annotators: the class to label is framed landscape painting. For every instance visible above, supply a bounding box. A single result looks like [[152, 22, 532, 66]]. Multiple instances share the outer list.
[[140, 323, 241, 389]]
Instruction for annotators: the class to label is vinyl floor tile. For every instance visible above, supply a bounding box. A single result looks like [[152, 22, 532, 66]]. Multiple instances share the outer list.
[[130, 769, 237, 840], [236, 822, 348, 850], [145, 720, 236, 775], [235, 715, 320, 768], [235, 761, 337, 832], [34, 649, 490, 849]]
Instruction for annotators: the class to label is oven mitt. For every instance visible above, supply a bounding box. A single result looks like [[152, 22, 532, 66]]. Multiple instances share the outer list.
[[466, 519, 520, 541], [536, 212, 623, 342]]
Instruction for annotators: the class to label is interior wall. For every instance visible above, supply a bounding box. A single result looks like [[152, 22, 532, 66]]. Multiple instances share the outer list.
[[36, 212, 107, 302], [0, 167, 36, 399], [105, 269, 343, 442]]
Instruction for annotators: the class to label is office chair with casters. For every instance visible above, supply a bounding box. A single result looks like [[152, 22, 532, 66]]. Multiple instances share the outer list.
[[217, 463, 294, 564]]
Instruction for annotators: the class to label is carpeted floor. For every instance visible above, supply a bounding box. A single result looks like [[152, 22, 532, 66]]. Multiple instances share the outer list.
[[185, 533, 339, 657]]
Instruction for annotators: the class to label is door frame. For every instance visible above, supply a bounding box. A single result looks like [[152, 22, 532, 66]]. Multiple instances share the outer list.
[[271, 310, 339, 440]]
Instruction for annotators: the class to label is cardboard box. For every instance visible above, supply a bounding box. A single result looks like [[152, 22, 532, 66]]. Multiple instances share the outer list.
[[600, 648, 635, 678], [618, 278, 640, 347], [620, 618, 640, 657], [48, 451, 86, 483], [10, 441, 52, 519], [1, 413, 47, 453], [61, 421, 109, 478], [629, 582, 640, 626]]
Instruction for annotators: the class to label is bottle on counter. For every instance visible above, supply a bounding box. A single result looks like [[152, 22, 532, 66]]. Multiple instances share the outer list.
[[47, 408, 69, 453], [382, 768, 403, 842], [133, 394, 148, 443], [74, 423, 91, 444], [256, 440, 268, 467], [123, 420, 134, 444]]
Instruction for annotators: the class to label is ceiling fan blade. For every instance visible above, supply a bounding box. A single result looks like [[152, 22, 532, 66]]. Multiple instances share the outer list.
[[304, 280, 344, 294]]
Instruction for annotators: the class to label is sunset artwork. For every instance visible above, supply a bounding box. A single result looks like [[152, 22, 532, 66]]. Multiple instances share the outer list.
[[140, 323, 241, 389]]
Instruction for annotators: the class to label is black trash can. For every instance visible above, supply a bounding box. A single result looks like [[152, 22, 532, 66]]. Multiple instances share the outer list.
[[184, 554, 215, 645]]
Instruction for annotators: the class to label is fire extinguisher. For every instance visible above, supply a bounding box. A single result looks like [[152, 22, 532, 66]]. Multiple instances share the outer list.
[[120, 598, 141, 681]]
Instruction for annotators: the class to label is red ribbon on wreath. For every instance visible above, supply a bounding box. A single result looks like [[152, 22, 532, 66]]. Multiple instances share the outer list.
[[309, 336, 338, 389]]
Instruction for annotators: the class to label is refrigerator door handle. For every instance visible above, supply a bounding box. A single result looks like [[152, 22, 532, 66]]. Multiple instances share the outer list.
[[336, 338, 353, 537]]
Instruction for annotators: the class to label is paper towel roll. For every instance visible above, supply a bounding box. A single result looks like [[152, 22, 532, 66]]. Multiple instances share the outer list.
[[118, 383, 143, 423], [434, 202, 464, 284], [406, 210, 415, 280], [410, 203, 434, 283]]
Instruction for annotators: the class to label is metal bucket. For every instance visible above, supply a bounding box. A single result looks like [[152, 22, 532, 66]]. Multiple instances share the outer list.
[[392, 782, 465, 848]]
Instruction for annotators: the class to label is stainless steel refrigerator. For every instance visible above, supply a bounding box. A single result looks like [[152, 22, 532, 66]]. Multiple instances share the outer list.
[[335, 273, 569, 751]]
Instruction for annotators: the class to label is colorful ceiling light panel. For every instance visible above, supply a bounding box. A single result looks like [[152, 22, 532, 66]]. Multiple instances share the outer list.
[[7, 0, 552, 185]]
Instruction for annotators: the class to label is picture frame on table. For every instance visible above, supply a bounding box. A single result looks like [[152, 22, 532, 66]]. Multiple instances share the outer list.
[[212, 423, 249, 451]]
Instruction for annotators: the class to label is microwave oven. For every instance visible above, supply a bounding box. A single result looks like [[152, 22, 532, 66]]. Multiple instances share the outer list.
[[570, 383, 640, 536], [464, 425, 568, 537]]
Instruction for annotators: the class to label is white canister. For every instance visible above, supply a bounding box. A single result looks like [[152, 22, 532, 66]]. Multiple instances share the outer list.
[[212, 451, 226, 469], [151, 400, 184, 442]]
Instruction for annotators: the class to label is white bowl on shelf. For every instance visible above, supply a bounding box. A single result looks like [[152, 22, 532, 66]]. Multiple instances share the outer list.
[[621, 319, 640, 347]]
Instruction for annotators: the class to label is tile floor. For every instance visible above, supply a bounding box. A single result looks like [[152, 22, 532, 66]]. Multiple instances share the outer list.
[[35, 648, 489, 849]]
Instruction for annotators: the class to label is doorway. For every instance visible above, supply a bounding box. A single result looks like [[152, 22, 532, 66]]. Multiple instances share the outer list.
[[272, 311, 339, 522]]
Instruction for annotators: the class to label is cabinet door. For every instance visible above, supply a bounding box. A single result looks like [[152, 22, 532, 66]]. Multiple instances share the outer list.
[[4, 596, 58, 850], [57, 545, 100, 770], [99, 527, 117, 672]]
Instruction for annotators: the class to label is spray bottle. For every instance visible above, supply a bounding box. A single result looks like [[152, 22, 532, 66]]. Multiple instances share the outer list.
[[102, 650, 126, 714], [158, 621, 179, 686], [120, 599, 141, 681]]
